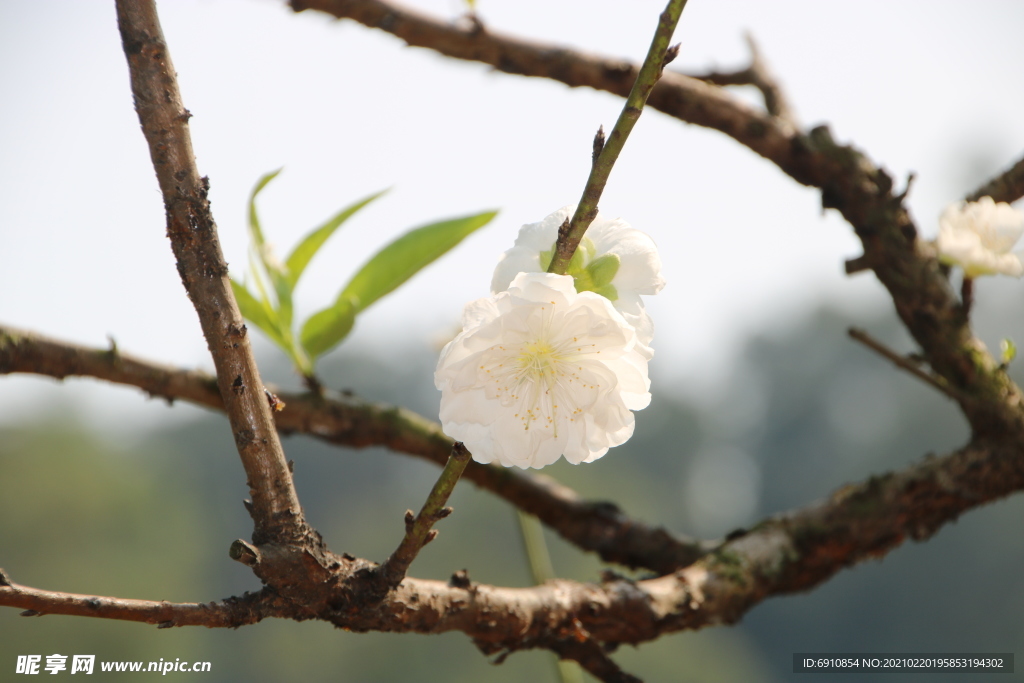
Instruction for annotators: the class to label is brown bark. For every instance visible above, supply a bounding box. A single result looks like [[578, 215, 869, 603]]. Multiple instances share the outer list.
[[0, 324, 710, 573], [2, 0, 1023, 677], [3, 436, 1022, 648], [116, 0, 307, 545], [289, 0, 1024, 440], [0, 571, 279, 628], [966, 153, 1024, 204]]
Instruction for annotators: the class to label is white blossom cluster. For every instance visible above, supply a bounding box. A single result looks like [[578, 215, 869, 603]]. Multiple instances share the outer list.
[[435, 207, 664, 469], [936, 197, 1024, 278]]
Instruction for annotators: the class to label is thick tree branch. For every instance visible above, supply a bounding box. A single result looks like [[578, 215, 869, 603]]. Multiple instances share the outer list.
[[966, 152, 1024, 205], [250, 436, 1024, 647], [5, 1, 1022, 667], [347, 438, 1023, 649], [116, 0, 306, 544], [285, 0, 797, 174], [0, 325, 710, 573], [4, 436, 1021, 655], [0, 571, 281, 628], [288, 0, 1024, 441]]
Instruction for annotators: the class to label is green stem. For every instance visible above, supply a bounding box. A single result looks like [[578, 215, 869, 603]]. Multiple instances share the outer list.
[[516, 511, 583, 683], [376, 443, 471, 590], [516, 510, 556, 583], [547, 0, 689, 275]]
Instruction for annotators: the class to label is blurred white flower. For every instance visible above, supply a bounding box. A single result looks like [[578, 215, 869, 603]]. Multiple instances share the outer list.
[[491, 206, 665, 358], [435, 272, 651, 469], [936, 197, 1024, 277]]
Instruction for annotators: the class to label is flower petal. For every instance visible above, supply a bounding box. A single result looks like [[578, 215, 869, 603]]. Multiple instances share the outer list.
[[436, 270, 652, 469], [937, 198, 1024, 277], [587, 216, 666, 295], [508, 271, 577, 305], [490, 207, 570, 293]]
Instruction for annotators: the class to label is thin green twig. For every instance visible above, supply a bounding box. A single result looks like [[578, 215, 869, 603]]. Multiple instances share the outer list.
[[547, 0, 690, 275], [376, 443, 471, 590], [516, 510, 556, 584]]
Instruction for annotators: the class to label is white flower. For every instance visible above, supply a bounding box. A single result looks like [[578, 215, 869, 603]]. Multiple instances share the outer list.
[[936, 197, 1024, 278], [491, 206, 665, 358], [435, 272, 651, 469]]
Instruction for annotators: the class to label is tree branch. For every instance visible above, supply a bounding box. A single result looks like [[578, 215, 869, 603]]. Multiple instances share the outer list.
[[115, 0, 306, 544], [547, 0, 689, 275], [4, 436, 1020, 656], [684, 33, 797, 130], [847, 327, 957, 400], [6, 1, 1022, 666], [254, 438, 1024, 648], [287, 0, 1024, 441], [844, 254, 870, 275], [374, 443, 471, 591], [285, 0, 794, 173], [0, 324, 710, 574], [0, 571, 281, 628], [966, 152, 1024, 205], [551, 640, 642, 683]]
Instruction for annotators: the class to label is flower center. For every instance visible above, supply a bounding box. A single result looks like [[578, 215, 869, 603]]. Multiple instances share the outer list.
[[482, 335, 597, 436], [517, 340, 559, 377]]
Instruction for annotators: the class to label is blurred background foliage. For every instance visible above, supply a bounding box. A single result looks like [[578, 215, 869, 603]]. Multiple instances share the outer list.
[[3, 293, 1024, 682]]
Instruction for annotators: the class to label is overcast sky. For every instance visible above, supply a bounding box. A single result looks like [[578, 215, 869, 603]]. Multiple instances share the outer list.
[[2, 0, 1023, 429]]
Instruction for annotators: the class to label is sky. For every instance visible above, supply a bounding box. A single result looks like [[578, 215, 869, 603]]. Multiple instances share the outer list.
[[2, 0, 1023, 429]]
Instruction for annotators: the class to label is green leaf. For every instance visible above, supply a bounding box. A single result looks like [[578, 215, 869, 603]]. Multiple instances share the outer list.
[[247, 253, 273, 309], [285, 189, 388, 289], [245, 249, 293, 331], [272, 276, 295, 330], [245, 169, 297, 326], [301, 298, 357, 359], [231, 279, 287, 349], [340, 210, 497, 312], [247, 168, 282, 250]]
